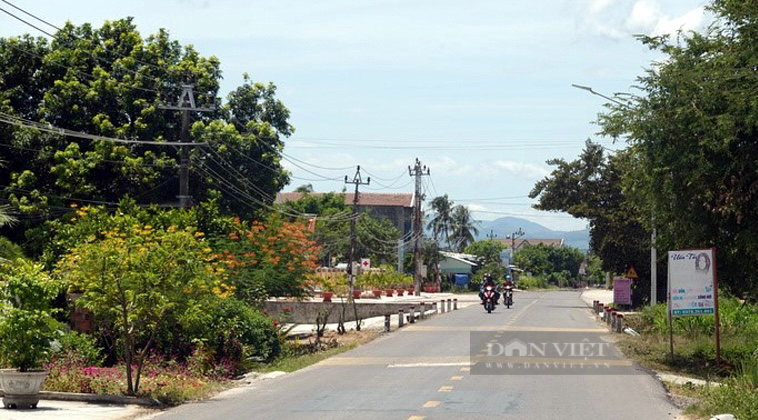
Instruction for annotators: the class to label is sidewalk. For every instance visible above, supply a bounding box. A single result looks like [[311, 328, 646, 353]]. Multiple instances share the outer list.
[[0, 400, 151, 420]]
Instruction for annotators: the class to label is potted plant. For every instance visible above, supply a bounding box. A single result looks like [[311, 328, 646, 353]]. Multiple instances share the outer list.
[[0, 260, 60, 409]]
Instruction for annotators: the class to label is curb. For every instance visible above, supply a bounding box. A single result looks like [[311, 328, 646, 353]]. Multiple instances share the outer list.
[[0, 389, 162, 407]]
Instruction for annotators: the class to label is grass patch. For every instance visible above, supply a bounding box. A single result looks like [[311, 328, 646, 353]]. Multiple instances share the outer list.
[[260, 330, 379, 373], [617, 298, 758, 418]]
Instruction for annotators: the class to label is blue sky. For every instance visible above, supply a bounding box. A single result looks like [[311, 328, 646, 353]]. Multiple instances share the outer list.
[[0, 0, 711, 231]]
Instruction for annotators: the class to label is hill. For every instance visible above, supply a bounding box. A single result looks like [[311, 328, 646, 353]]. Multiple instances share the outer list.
[[475, 217, 590, 251]]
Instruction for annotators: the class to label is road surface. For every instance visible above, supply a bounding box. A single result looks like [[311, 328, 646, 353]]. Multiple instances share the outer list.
[[153, 290, 680, 420]]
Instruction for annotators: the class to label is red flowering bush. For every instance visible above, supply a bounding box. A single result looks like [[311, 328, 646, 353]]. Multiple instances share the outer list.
[[216, 216, 320, 303]]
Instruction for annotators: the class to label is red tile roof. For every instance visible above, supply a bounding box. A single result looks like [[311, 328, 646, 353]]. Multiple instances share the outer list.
[[275, 192, 413, 208]]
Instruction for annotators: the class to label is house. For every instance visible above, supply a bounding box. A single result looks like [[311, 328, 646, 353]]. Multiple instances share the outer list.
[[493, 238, 565, 252], [438, 251, 479, 285], [275, 192, 414, 236]]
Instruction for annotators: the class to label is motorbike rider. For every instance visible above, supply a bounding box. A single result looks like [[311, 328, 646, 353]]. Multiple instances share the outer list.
[[479, 273, 500, 305]]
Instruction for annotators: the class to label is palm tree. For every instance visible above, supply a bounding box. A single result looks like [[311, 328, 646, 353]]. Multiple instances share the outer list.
[[426, 195, 454, 249], [449, 205, 479, 252]]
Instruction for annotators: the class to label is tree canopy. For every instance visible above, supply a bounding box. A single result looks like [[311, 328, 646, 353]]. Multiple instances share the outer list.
[[597, 0, 758, 297], [0, 18, 292, 245]]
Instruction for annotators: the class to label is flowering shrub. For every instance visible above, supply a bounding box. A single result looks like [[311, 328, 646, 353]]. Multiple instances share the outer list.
[[57, 224, 232, 395], [216, 216, 320, 302], [44, 351, 226, 405]]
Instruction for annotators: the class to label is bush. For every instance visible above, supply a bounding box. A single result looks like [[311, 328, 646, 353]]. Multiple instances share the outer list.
[[195, 298, 281, 374], [51, 330, 103, 367], [518, 275, 547, 290], [0, 259, 61, 371]]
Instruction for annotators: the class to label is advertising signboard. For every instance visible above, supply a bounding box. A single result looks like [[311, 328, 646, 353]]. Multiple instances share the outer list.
[[668, 249, 716, 317]]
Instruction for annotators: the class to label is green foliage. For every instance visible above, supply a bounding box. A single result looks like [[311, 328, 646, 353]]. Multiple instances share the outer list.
[[51, 330, 104, 368], [426, 195, 454, 247], [517, 275, 548, 290], [0, 19, 292, 237], [464, 240, 505, 265], [449, 205, 479, 252], [530, 142, 651, 297], [356, 265, 410, 290], [57, 223, 229, 394], [0, 236, 24, 262], [514, 244, 585, 286], [192, 298, 281, 372], [0, 259, 61, 371], [595, 1, 758, 298], [28, 197, 234, 269]]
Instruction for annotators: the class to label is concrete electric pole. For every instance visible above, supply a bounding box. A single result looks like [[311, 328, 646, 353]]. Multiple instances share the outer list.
[[408, 158, 430, 296], [345, 166, 370, 289], [158, 84, 213, 208]]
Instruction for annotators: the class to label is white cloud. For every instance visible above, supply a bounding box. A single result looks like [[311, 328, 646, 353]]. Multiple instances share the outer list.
[[492, 161, 550, 180], [578, 0, 708, 40]]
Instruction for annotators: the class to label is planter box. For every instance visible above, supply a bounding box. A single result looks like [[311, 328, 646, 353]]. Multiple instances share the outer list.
[[0, 369, 49, 409]]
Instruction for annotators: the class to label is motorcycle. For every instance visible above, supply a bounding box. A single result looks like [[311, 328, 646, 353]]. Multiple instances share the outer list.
[[482, 285, 496, 313], [504, 285, 513, 309]]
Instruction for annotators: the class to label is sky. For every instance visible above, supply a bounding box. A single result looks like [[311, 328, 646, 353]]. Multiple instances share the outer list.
[[0, 0, 712, 231]]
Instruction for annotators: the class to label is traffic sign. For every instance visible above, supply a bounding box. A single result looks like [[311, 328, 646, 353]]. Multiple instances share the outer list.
[[624, 267, 638, 279], [360, 258, 370, 270]]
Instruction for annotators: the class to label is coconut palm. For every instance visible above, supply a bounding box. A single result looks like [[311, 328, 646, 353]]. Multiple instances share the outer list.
[[426, 195, 454, 249], [449, 205, 479, 252]]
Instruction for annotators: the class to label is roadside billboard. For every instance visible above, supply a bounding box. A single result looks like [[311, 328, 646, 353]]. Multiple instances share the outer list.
[[668, 249, 716, 317]]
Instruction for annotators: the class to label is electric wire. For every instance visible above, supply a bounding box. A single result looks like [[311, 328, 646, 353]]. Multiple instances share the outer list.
[[0, 3, 177, 93], [0, 112, 207, 146]]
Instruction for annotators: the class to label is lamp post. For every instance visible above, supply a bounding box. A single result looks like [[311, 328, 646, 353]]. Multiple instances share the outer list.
[[572, 83, 657, 305]]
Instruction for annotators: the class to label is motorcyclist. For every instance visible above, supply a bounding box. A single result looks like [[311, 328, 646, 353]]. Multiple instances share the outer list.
[[479, 273, 500, 305], [502, 277, 514, 304]]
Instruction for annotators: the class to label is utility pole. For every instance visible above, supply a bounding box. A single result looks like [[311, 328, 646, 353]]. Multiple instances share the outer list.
[[486, 230, 497, 240], [409, 158, 430, 296], [345, 166, 370, 288], [158, 85, 213, 208], [508, 228, 524, 263]]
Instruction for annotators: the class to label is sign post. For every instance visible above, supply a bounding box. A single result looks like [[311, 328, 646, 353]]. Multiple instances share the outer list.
[[667, 248, 719, 362]]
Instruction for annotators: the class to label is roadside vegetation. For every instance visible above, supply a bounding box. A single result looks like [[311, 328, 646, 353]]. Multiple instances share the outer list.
[[619, 298, 758, 419]]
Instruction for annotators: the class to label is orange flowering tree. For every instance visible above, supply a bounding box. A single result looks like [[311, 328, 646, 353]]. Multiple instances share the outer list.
[[216, 215, 320, 303]]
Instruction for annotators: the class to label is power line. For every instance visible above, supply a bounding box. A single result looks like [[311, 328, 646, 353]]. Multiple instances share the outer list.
[[0, 112, 207, 146], [0, 2, 180, 93]]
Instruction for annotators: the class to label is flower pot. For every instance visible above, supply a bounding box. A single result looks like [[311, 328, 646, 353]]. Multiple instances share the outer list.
[[0, 369, 49, 409], [352, 290, 362, 299], [322, 292, 333, 302], [395, 289, 404, 296], [385, 289, 394, 297], [372, 290, 382, 298]]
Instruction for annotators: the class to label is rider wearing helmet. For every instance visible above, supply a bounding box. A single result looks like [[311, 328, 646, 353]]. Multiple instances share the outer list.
[[479, 273, 500, 305]]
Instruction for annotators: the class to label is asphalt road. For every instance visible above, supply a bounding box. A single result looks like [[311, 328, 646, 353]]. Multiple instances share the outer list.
[[153, 290, 680, 420]]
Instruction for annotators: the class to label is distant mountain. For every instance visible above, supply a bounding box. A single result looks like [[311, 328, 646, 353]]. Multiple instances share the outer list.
[[475, 217, 590, 251]]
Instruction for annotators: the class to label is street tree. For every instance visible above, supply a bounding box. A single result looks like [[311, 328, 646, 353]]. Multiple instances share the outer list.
[[597, 0, 758, 297]]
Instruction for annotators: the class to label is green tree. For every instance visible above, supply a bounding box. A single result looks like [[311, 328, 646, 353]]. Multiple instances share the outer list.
[[449, 205, 479, 252], [0, 19, 291, 239], [514, 244, 584, 286], [426, 195, 454, 249], [597, 0, 758, 297], [58, 224, 230, 395], [530, 141, 652, 300], [464, 240, 505, 265]]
